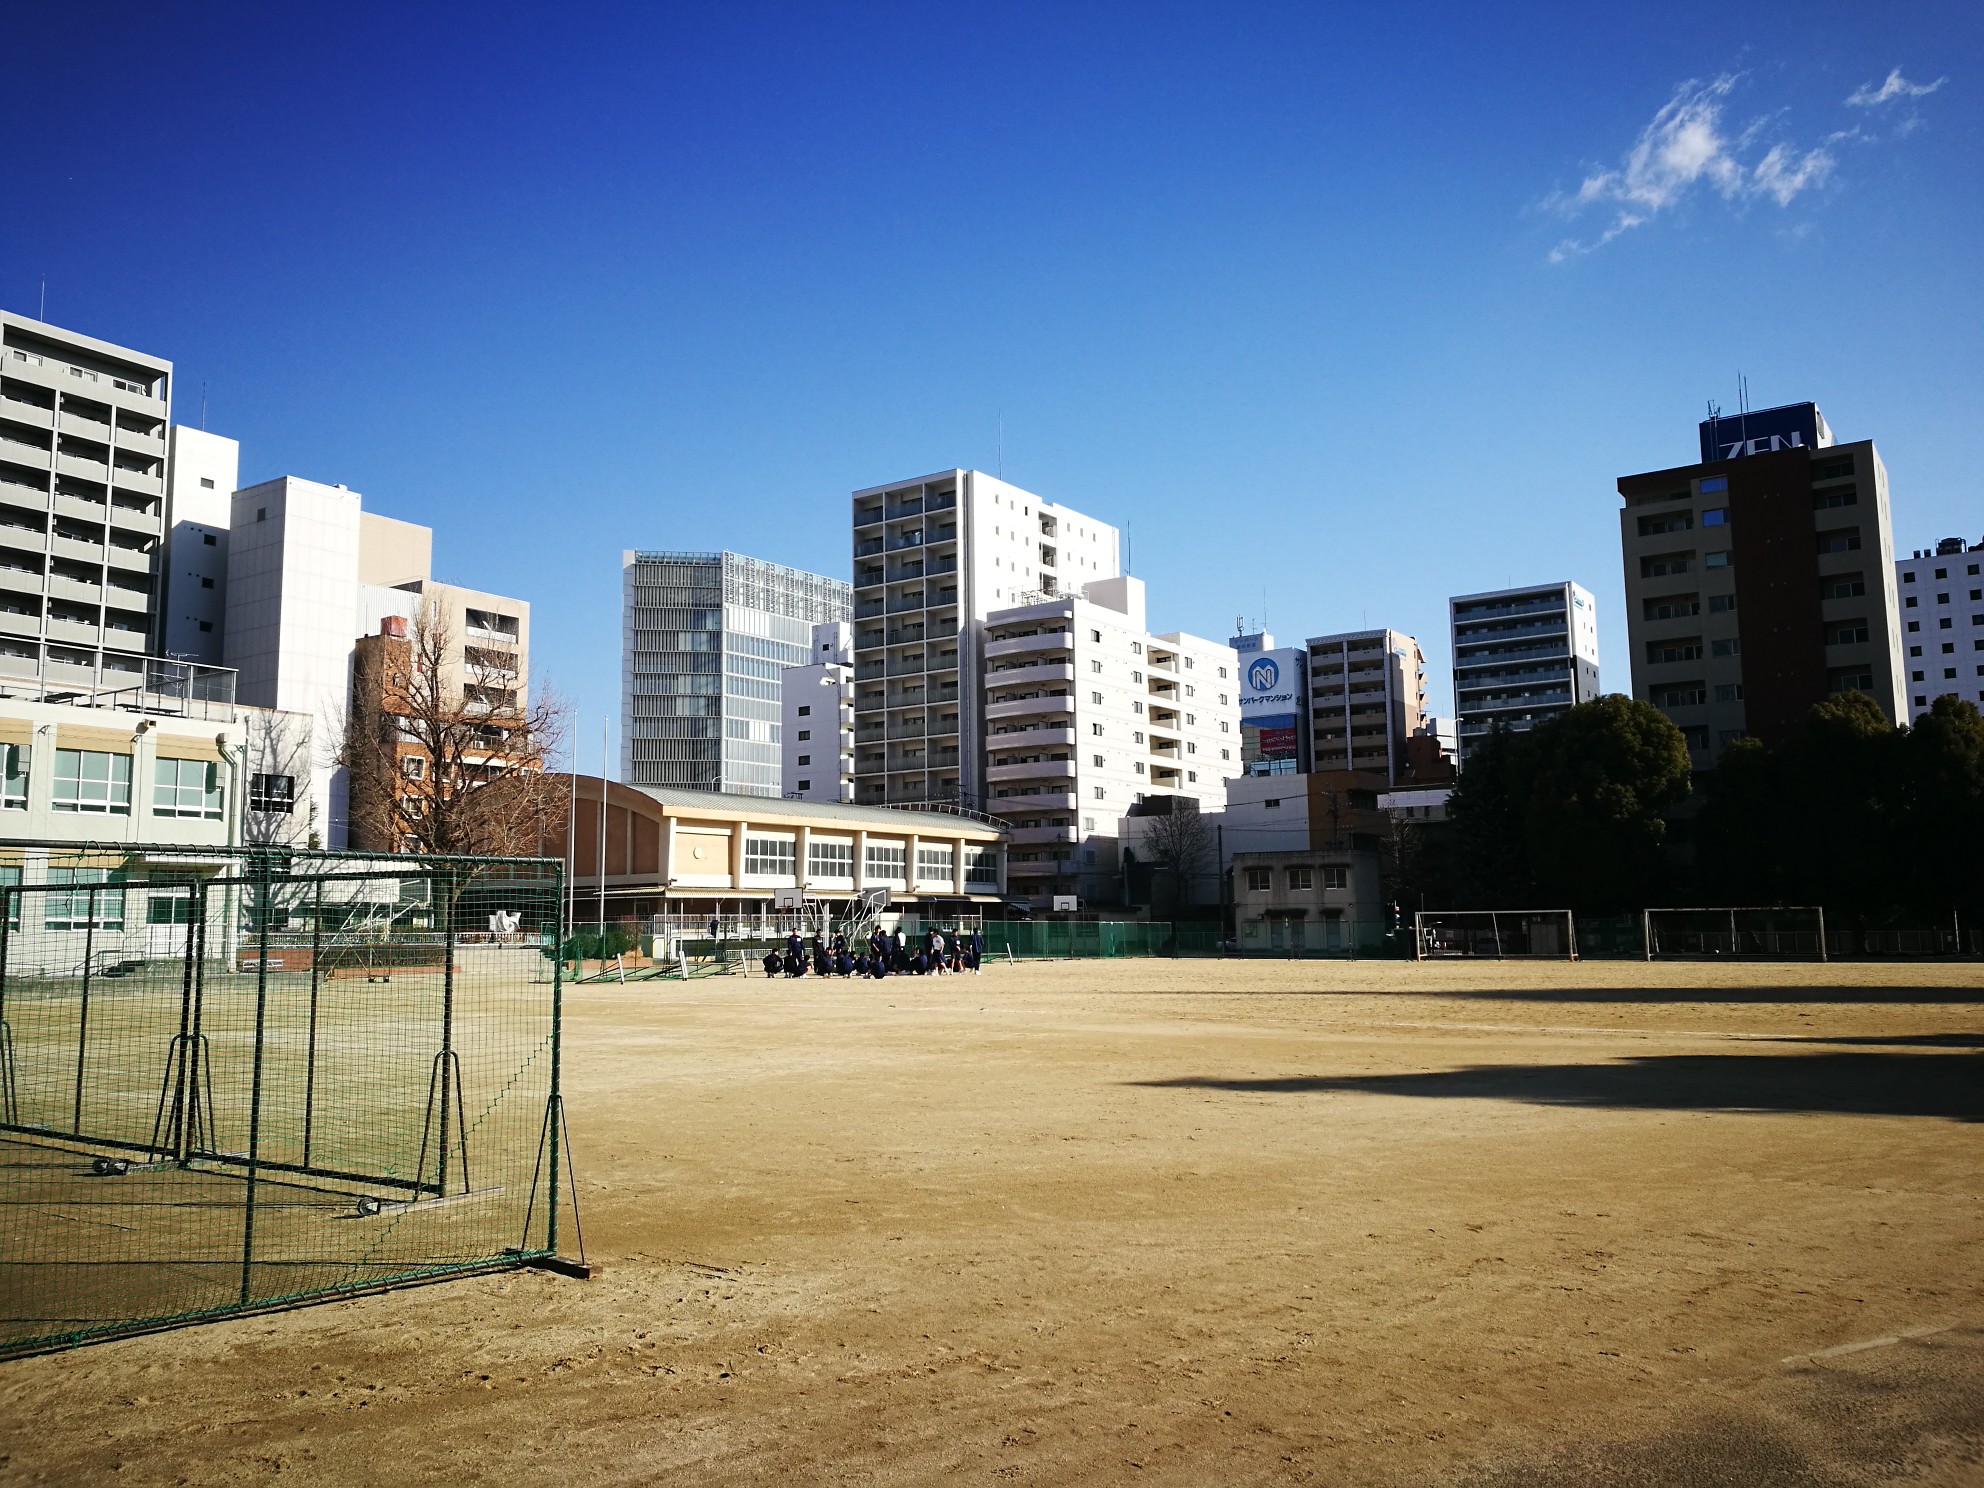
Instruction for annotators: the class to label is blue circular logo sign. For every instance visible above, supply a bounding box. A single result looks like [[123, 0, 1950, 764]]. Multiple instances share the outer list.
[[1247, 657, 1279, 692]]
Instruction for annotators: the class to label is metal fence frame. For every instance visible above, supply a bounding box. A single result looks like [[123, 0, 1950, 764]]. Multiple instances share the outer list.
[[0, 843, 579, 1357]]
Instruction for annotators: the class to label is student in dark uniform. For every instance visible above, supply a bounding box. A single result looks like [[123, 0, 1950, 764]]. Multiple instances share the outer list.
[[834, 947, 853, 977], [967, 928, 984, 973], [782, 947, 804, 977], [761, 948, 781, 977]]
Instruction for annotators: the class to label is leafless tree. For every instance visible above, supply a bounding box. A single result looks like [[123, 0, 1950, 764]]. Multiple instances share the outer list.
[[342, 598, 566, 858], [1139, 803, 1215, 924]]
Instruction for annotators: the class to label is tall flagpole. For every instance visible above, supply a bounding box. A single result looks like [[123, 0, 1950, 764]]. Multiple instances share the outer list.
[[597, 713, 609, 948]]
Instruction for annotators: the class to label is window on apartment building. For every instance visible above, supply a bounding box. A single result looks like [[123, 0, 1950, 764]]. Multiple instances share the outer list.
[[797, 780, 811, 791], [1133, 701, 1144, 714], [197, 621, 213, 633], [1092, 754, 1104, 767], [1323, 866, 1348, 890], [1090, 629, 1101, 642], [1714, 683, 1744, 703], [1091, 661, 1103, 673], [1245, 868, 1271, 891], [1936, 568, 1949, 580], [1287, 867, 1313, 891], [1937, 592, 1951, 604], [796, 755, 810, 766], [1908, 621, 1920, 633], [256, 508, 266, 522], [1092, 691, 1104, 704], [1091, 723, 1103, 735], [1826, 620, 1870, 646], [1824, 575, 1865, 599], [797, 705, 810, 717], [402, 756, 426, 779], [1642, 553, 1691, 577], [1903, 572, 1917, 583], [1219, 721, 1230, 733], [1942, 618, 1955, 630], [1131, 670, 1143, 683], [1830, 668, 1875, 695], [53, 749, 131, 814], [199, 477, 215, 489], [1644, 594, 1700, 620], [1711, 638, 1741, 658], [1646, 638, 1703, 664], [1093, 786, 1106, 800], [1910, 645, 1923, 656], [1813, 487, 1858, 510], [1701, 508, 1728, 526], [796, 729, 811, 741], [200, 577, 214, 589], [1131, 642, 1142, 654], [1906, 597, 1918, 608], [1650, 682, 1707, 708], [1945, 643, 1957, 654], [1707, 594, 1737, 614], [249, 773, 295, 814], [202, 534, 216, 546], [1220, 748, 1230, 760], [1184, 684, 1195, 698], [1134, 762, 1145, 774], [1817, 529, 1862, 554], [1703, 551, 1731, 569], [1263, 798, 1281, 809]]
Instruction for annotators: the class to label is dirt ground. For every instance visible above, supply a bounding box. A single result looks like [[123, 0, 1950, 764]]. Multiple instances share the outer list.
[[3, 958, 1982, 1486]]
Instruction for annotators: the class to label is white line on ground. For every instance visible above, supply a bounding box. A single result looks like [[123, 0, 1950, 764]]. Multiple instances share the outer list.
[[1781, 1322, 1955, 1366]]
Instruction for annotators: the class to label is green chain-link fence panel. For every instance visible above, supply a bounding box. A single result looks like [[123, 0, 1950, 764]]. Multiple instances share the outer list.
[[0, 848, 568, 1357]]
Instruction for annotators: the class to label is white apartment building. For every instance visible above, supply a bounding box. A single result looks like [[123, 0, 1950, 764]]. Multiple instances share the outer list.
[[1895, 536, 1984, 721], [780, 621, 854, 802], [980, 575, 1238, 904], [850, 470, 1119, 809], [161, 425, 238, 663], [224, 477, 528, 846], [1450, 581, 1600, 762], [0, 311, 172, 684]]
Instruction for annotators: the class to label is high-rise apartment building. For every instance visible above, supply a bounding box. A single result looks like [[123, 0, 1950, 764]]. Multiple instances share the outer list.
[[1231, 630, 1311, 776], [850, 470, 1119, 808], [1618, 402, 1903, 760], [0, 311, 172, 686], [1304, 628, 1428, 783], [622, 550, 850, 797], [979, 575, 1238, 903], [225, 477, 529, 844], [780, 621, 854, 802], [161, 426, 238, 663], [1450, 583, 1600, 762], [1893, 536, 1984, 721]]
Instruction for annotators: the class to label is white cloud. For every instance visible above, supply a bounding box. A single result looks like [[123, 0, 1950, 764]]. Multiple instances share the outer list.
[[1546, 74, 1838, 259], [1847, 68, 1946, 107]]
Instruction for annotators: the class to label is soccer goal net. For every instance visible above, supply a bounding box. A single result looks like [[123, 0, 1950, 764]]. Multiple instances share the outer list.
[[1414, 910, 1577, 960], [1641, 906, 1826, 961]]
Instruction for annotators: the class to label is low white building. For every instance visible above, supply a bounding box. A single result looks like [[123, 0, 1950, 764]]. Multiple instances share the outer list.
[[981, 575, 1239, 905], [780, 621, 854, 802]]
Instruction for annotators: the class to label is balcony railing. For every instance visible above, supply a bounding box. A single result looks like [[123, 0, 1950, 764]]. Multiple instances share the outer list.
[[0, 651, 237, 722]]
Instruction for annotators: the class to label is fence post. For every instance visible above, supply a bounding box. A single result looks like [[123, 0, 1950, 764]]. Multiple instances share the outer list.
[[303, 878, 322, 1169], [1642, 909, 1652, 961], [240, 864, 274, 1305], [73, 885, 95, 1134], [0, 885, 15, 1124], [438, 871, 458, 1197], [1816, 906, 1828, 963], [547, 864, 565, 1256]]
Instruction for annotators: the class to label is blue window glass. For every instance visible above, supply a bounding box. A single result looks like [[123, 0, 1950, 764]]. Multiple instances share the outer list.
[[1699, 477, 1728, 493], [1702, 508, 1729, 526]]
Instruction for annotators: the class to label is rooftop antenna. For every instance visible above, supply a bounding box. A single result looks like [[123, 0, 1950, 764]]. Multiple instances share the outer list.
[[38, 275, 45, 320], [1125, 520, 1132, 574], [1738, 370, 1749, 453]]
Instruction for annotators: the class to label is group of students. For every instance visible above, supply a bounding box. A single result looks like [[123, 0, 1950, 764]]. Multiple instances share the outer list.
[[761, 925, 983, 979]]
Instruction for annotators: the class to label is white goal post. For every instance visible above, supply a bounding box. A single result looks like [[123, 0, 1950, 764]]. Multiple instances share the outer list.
[[1641, 906, 1827, 961], [1414, 910, 1578, 961]]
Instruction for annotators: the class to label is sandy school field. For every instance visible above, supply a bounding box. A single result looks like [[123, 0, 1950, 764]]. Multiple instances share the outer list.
[[2, 957, 1981, 1485]]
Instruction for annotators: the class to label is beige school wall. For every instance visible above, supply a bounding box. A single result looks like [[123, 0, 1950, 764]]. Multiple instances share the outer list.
[[551, 776, 1007, 909]]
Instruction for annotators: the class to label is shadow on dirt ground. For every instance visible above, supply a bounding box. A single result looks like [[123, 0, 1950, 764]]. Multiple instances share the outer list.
[[1135, 1051, 1984, 1121]]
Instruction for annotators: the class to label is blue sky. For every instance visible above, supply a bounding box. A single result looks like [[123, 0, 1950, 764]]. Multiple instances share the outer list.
[[5, 2, 1978, 766]]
